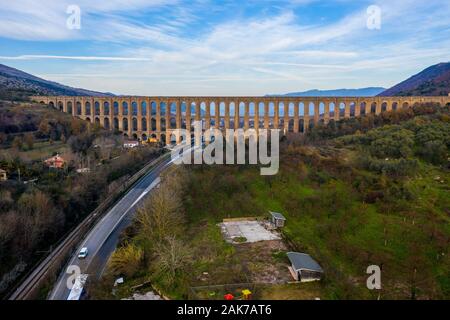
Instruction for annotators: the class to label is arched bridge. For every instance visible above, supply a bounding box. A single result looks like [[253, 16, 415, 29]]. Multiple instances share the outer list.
[[31, 95, 450, 145]]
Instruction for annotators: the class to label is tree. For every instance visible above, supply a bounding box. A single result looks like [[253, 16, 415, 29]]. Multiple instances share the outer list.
[[24, 132, 34, 150], [109, 243, 143, 277], [136, 168, 185, 243], [38, 119, 50, 137], [12, 136, 23, 150], [153, 236, 192, 285]]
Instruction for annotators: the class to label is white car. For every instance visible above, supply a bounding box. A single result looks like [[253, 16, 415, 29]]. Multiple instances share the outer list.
[[78, 247, 88, 259]]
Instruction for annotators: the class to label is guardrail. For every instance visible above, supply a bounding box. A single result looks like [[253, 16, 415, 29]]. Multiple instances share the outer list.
[[7, 152, 170, 300]]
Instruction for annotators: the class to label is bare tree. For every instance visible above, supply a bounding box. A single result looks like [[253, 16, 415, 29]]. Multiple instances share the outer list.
[[153, 236, 192, 285]]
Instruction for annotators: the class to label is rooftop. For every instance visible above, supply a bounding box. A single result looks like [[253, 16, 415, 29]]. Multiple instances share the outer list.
[[270, 211, 286, 220], [287, 252, 323, 273]]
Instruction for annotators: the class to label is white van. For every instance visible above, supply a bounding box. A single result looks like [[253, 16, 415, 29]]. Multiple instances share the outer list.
[[78, 247, 88, 259]]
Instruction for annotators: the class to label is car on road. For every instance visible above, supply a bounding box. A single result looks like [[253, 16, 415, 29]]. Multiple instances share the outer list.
[[78, 247, 88, 259]]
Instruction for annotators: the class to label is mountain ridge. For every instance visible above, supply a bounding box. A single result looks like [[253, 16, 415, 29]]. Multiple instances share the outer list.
[[0, 63, 113, 97], [379, 62, 450, 96]]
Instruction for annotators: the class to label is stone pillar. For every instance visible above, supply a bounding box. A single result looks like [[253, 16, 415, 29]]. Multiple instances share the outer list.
[[324, 102, 330, 124], [334, 100, 340, 122], [234, 102, 240, 129], [90, 97, 94, 123], [156, 100, 161, 139], [244, 103, 249, 130], [166, 100, 171, 145], [225, 101, 230, 130], [344, 102, 350, 119], [294, 103, 299, 133], [185, 100, 191, 134], [303, 101, 310, 133], [355, 100, 361, 117], [205, 101, 211, 131], [254, 102, 259, 131], [176, 100, 182, 143], [137, 99, 143, 133], [314, 102, 319, 124], [284, 102, 289, 133], [215, 102, 220, 129], [264, 103, 269, 129], [375, 99, 382, 115], [273, 102, 279, 129]]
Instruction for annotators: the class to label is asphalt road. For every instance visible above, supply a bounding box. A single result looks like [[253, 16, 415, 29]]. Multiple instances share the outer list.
[[48, 153, 180, 300]]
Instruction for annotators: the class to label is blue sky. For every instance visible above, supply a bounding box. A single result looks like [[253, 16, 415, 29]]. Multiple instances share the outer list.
[[0, 0, 449, 95]]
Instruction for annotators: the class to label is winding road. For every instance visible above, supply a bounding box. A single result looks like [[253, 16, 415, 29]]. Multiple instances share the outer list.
[[49, 146, 192, 300]]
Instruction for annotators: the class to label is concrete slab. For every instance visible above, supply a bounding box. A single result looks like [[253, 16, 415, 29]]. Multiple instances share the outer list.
[[220, 220, 281, 243]]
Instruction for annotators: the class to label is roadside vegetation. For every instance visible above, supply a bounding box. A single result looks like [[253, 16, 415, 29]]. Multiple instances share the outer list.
[[0, 98, 163, 297], [97, 103, 449, 300]]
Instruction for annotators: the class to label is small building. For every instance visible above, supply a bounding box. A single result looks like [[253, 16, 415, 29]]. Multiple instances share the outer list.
[[270, 211, 286, 228], [123, 140, 139, 149], [44, 154, 65, 169], [287, 252, 323, 282], [0, 169, 7, 181]]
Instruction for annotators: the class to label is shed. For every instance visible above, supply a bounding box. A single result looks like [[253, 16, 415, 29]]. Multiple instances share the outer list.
[[287, 252, 323, 282], [270, 211, 286, 228]]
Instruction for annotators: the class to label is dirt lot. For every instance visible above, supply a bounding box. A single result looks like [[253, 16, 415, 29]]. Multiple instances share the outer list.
[[233, 240, 291, 284]]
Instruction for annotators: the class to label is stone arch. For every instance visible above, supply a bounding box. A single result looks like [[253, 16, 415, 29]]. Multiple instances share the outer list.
[[95, 101, 101, 115], [151, 101, 157, 116], [142, 117, 147, 131], [85, 117, 91, 123], [85, 101, 91, 116], [141, 101, 147, 116], [360, 102, 367, 115], [58, 101, 64, 112], [329, 102, 336, 117], [76, 101, 82, 115], [39, 101, 45, 104], [350, 101, 356, 117], [132, 101, 138, 116], [49, 101, 55, 108], [122, 101, 129, 116], [104, 101, 110, 115], [113, 101, 119, 116], [299, 102, 305, 116], [95, 117, 100, 125], [161, 117, 166, 131], [123, 118, 129, 131], [381, 101, 388, 112], [104, 117, 110, 130], [338, 102, 345, 117], [370, 102, 377, 114], [113, 117, 119, 130], [132, 133, 138, 140], [142, 133, 148, 142], [67, 101, 73, 114], [160, 101, 167, 116], [151, 118, 157, 131], [392, 102, 398, 111], [402, 101, 409, 109], [123, 133, 129, 139], [299, 119, 305, 133], [132, 117, 138, 131]]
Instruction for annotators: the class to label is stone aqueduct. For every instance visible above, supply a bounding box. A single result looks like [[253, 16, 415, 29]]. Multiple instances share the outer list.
[[31, 95, 450, 145]]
